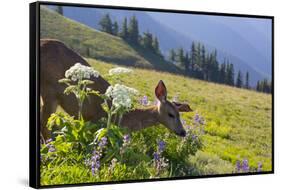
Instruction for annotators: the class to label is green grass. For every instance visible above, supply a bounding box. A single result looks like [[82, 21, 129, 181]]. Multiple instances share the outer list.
[[87, 58, 272, 171]]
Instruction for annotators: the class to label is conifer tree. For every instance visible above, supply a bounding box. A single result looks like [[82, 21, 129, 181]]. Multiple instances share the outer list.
[[256, 80, 260, 91], [236, 70, 243, 88], [99, 13, 113, 34], [128, 15, 139, 44], [184, 52, 190, 74], [120, 17, 128, 40], [201, 45, 207, 80], [190, 42, 196, 72], [152, 36, 160, 55], [169, 49, 176, 63], [226, 63, 235, 86], [57, 6, 63, 15], [142, 31, 153, 50], [219, 60, 227, 84], [112, 21, 119, 36], [177, 48, 185, 67]]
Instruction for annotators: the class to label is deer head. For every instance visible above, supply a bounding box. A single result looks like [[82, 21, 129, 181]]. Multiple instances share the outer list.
[[155, 80, 192, 137]]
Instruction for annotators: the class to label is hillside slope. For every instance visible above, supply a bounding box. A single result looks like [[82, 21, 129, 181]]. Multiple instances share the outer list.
[[40, 6, 180, 73]]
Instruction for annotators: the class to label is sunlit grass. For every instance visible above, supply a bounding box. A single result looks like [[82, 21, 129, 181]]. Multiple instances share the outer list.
[[87, 58, 272, 171]]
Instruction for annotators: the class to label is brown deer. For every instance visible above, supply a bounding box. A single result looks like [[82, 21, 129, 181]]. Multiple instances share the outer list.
[[40, 39, 192, 139], [121, 80, 192, 137]]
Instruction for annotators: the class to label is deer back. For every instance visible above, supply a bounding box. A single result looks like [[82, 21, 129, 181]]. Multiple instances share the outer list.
[[40, 39, 110, 122]]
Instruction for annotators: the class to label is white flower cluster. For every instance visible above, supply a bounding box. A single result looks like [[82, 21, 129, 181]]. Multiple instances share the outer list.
[[105, 84, 138, 109], [108, 67, 133, 75], [65, 63, 99, 81]]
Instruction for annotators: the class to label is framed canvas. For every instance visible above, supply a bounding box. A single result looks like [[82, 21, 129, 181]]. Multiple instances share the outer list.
[[29, 1, 274, 188]]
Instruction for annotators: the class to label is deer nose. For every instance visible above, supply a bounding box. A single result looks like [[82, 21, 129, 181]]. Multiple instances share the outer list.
[[179, 130, 186, 137]]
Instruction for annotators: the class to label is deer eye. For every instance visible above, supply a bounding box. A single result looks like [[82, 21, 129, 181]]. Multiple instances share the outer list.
[[168, 113, 175, 118]]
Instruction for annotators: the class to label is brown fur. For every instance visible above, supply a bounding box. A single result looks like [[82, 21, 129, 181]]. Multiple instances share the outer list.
[[40, 39, 110, 138], [121, 106, 160, 131]]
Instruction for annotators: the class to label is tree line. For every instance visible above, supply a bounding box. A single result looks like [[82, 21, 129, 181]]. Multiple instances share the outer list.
[[54, 5, 64, 15], [169, 43, 250, 89], [99, 14, 162, 57], [256, 79, 272, 93], [97, 13, 271, 94]]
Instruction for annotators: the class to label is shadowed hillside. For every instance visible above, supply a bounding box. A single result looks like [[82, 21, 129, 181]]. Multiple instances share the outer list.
[[40, 6, 181, 74]]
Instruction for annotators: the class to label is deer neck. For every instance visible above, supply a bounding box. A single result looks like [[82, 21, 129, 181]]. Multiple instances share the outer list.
[[120, 106, 160, 131]]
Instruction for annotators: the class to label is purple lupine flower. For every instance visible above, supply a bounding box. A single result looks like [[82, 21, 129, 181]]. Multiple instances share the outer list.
[[139, 95, 149, 106], [194, 113, 200, 122], [242, 159, 249, 172], [91, 150, 101, 176], [194, 113, 205, 125], [46, 143, 56, 153], [153, 152, 160, 161], [257, 162, 262, 172], [98, 137, 107, 149], [48, 145, 56, 153], [123, 134, 130, 144], [158, 140, 166, 153], [153, 142, 169, 175], [46, 138, 53, 144], [192, 134, 198, 141], [143, 96, 148, 105], [236, 160, 241, 172]]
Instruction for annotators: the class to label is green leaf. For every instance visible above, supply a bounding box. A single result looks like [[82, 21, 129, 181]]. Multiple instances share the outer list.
[[55, 117, 61, 126], [64, 85, 77, 95], [94, 128, 108, 143], [58, 78, 71, 84], [81, 79, 94, 85]]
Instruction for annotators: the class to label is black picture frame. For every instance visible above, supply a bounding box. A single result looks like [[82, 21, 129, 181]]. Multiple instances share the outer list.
[[30, 1, 274, 189]]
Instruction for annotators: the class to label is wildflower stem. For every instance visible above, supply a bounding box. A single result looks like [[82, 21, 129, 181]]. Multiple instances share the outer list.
[[77, 80, 84, 120], [78, 100, 83, 121], [107, 106, 114, 128]]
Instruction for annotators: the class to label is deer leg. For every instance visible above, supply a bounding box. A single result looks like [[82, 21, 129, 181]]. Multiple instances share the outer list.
[[41, 96, 58, 140]]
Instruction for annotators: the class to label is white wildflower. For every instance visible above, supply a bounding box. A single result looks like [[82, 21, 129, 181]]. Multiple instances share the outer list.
[[65, 63, 99, 81], [108, 67, 133, 75], [105, 84, 138, 109]]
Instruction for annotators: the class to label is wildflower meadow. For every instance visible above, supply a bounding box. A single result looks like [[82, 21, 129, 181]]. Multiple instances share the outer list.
[[38, 6, 272, 186], [40, 61, 271, 186]]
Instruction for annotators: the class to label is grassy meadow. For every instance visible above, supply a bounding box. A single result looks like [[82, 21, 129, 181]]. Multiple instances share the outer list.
[[40, 58, 272, 185], [88, 58, 272, 171]]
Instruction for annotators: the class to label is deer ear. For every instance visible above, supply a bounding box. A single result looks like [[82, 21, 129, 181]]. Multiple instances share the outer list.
[[172, 102, 193, 112], [155, 80, 167, 102]]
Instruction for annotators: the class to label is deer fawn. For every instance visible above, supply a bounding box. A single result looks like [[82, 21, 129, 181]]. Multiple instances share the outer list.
[[40, 39, 192, 139], [121, 80, 192, 137]]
